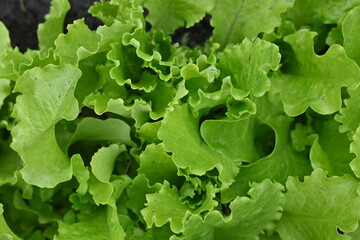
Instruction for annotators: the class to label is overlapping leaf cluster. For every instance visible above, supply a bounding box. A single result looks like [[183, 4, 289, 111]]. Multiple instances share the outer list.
[[1, 0, 360, 239]]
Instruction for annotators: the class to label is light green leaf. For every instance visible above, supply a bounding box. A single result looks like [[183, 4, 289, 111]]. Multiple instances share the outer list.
[[96, 20, 134, 52], [189, 77, 257, 118], [350, 124, 360, 178], [107, 42, 157, 93], [0, 204, 21, 240], [274, 30, 360, 116], [137, 121, 162, 144], [73, 54, 107, 105], [71, 154, 90, 195], [262, 20, 296, 43], [217, 38, 280, 98], [138, 144, 181, 186], [55, 207, 124, 240], [0, 79, 10, 109], [141, 181, 191, 233], [143, 81, 177, 120], [54, 19, 101, 65], [70, 117, 134, 147], [0, 22, 10, 58], [290, 123, 316, 152], [91, 144, 125, 183], [89, 144, 126, 205], [37, 0, 70, 51], [210, 0, 294, 46], [85, 94, 152, 128], [11, 64, 81, 188], [141, 180, 219, 235], [0, 48, 32, 81], [335, 87, 360, 137], [158, 104, 240, 185], [0, 140, 22, 186], [309, 119, 355, 176], [283, 0, 360, 27], [326, 25, 343, 46], [127, 174, 161, 217], [181, 179, 284, 240], [181, 62, 217, 104], [346, 221, 360, 238], [277, 169, 360, 239], [231, 94, 312, 195], [89, 1, 123, 26], [343, 6, 360, 66], [89, 0, 133, 26], [144, 0, 215, 34], [200, 117, 260, 163]]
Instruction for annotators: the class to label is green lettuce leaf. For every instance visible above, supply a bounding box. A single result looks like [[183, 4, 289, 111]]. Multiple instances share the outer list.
[[0, 79, 10, 109], [284, 0, 360, 27], [350, 125, 360, 178], [144, 0, 215, 34], [180, 179, 284, 240], [69, 117, 134, 148], [335, 86, 360, 137], [343, 6, 360, 66], [37, 0, 71, 51], [138, 143, 181, 186], [55, 207, 124, 240], [141, 181, 192, 233], [231, 93, 312, 195], [54, 19, 101, 65], [127, 174, 161, 218], [277, 169, 360, 239], [274, 29, 360, 116], [71, 154, 90, 195], [11, 64, 81, 188], [309, 119, 355, 177], [0, 22, 11, 58], [217, 38, 280, 98], [200, 117, 260, 163], [158, 104, 240, 186], [0, 204, 21, 240], [141, 180, 218, 234], [210, 0, 294, 46], [89, 144, 127, 205], [0, 139, 22, 186]]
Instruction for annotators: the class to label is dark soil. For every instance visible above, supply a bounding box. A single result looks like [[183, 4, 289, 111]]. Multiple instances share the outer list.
[[0, 0, 101, 52], [171, 14, 213, 48], [0, 0, 212, 52]]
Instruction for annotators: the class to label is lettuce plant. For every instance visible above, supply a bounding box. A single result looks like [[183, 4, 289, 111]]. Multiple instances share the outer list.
[[1, 0, 360, 239]]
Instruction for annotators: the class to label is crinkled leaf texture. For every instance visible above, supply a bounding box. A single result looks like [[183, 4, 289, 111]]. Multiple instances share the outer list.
[[343, 6, 360, 66], [211, 0, 294, 46], [309, 119, 355, 177], [180, 179, 284, 240], [274, 30, 360, 116], [54, 19, 101, 65], [350, 125, 360, 178], [55, 207, 124, 240], [11, 64, 81, 188], [335, 87, 360, 137], [277, 169, 360, 239], [158, 104, 240, 186], [141, 181, 192, 234], [284, 0, 360, 27], [217, 38, 280, 98], [37, 0, 70, 51], [144, 0, 215, 34]]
